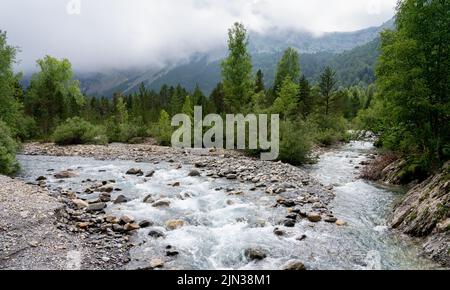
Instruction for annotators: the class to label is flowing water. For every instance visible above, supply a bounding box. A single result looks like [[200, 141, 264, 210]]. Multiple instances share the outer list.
[[17, 141, 440, 269]]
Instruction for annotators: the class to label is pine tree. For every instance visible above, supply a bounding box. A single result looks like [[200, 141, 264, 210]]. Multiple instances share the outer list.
[[274, 47, 300, 94], [319, 67, 338, 116]]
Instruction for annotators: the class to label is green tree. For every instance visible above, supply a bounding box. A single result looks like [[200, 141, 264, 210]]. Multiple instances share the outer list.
[[298, 75, 314, 117], [274, 47, 300, 94], [182, 95, 193, 119], [221, 23, 253, 113], [271, 77, 299, 121], [0, 31, 25, 136], [319, 66, 338, 116], [210, 82, 225, 113], [375, 0, 450, 169], [255, 69, 265, 94], [25, 56, 84, 136]]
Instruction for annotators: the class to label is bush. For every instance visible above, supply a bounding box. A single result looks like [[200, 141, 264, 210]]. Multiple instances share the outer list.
[[53, 117, 108, 145], [148, 110, 173, 146], [105, 118, 147, 143], [278, 120, 313, 165], [0, 121, 19, 175]]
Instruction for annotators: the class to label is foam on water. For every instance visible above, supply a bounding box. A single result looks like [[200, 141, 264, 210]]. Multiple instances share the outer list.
[[17, 142, 441, 269]]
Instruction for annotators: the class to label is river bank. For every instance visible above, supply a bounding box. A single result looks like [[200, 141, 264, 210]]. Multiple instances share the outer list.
[[0, 141, 442, 269]]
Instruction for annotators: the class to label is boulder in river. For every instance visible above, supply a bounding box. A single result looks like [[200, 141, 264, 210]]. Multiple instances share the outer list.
[[145, 170, 155, 177], [307, 212, 322, 222], [335, 219, 348, 226], [113, 195, 128, 204], [72, 199, 89, 209], [124, 223, 140, 231], [85, 202, 106, 212], [99, 185, 114, 193], [143, 194, 154, 203], [148, 229, 165, 238], [283, 219, 296, 227], [149, 258, 164, 269], [54, 171, 77, 179], [120, 215, 135, 224], [165, 219, 184, 230], [188, 170, 201, 177], [138, 220, 153, 228], [36, 176, 47, 181], [281, 260, 306, 270], [244, 248, 267, 261], [152, 199, 171, 207], [126, 168, 143, 175]]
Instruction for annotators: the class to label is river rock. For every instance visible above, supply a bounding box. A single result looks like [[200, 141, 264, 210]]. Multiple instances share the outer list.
[[145, 170, 155, 177], [226, 174, 237, 180], [138, 220, 153, 228], [284, 219, 296, 227], [148, 229, 165, 238], [188, 170, 200, 177], [54, 171, 77, 179], [336, 219, 348, 226], [149, 258, 164, 269], [166, 250, 179, 257], [36, 176, 47, 181], [72, 199, 89, 209], [195, 162, 207, 168], [86, 202, 106, 212], [124, 223, 140, 231], [152, 199, 171, 207], [281, 260, 306, 270], [307, 212, 322, 222], [273, 228, 285, 236], [296, 234, 307, 241], [143, 194, 154, 203], [120, 215, 135, 224], [76, 222, 90, 229], [324, 215, 338, 223], [99, 192, 111, 202], [113, 195, 128, 204], [165, 219, 184, 230], [126, 168, 143, 175], [99, 185, 114, 193], [244, 248, 267, 261]]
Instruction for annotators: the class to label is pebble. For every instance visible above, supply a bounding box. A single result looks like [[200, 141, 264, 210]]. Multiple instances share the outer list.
[[307, 212, 322, 222]]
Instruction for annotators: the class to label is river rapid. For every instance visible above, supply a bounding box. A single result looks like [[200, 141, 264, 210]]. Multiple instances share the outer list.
[[17, 141, 440, 270]]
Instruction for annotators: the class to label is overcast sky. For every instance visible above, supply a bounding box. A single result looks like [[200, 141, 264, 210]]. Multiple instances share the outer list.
[[0, 0, 397, 72]]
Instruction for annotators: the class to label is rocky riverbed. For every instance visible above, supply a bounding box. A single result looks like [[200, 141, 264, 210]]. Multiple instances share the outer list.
[[1, 142, 442, 269]]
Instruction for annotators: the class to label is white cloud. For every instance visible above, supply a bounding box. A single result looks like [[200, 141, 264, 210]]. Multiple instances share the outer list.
[[0, 0, 397, 72]]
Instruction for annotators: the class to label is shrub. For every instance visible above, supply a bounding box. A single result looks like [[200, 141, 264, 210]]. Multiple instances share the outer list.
[[0, 121, 19, 175], [53, 117, 108, 145], [148, 110, 173, 146], [278, 120, 313, 165]]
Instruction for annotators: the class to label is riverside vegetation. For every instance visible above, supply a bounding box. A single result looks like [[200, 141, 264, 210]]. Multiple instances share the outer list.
[[0, 0, 448, 268]]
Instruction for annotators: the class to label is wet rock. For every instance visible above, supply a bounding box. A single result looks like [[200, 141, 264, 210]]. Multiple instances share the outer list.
[[112, 224, 124, 232], [324, 215, 338, 223], [148, 229, 165, 238], [86, 202, 106, 212], [126, 168, 143, 175], [244, 248, 267, 261], [296, 234, 307, 241], [277, 198, 295, 207], [99, 192, 111, 202], [285, 214, 298, 220], [284, 219, 296, 227], [138, 220, 153, 228], [170, 181, 181, 187], [76, 222, 90, 229], [72, 199, 89, 209], [143, 194, 154, 203], [113, 195, 128, 204], [336, 219, 348, 226], [226, 174, 237, 180], [120, 215, 135, 224], [54, 171, 77, 179], [188, 170, 201, 177], [149, 258, 164, 269], [165, 219, 184, 230], [166, 250, 179, 257], [194, 162, 207, 168], [124, 223, 140, 231], [152, 199, 171, 207], [36, 176, 47, 181], [307, 212, 322, 223], [281, 260, 306, 270], [273, 228, 285, 236], [145, 170, 155, 177], [99, 185, 114, 193]]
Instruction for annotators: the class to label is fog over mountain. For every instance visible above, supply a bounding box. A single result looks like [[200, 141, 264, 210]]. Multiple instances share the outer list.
[[1, 0, 397, 73]]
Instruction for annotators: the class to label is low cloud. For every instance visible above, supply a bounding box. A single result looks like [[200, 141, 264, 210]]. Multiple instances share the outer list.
[[0, 0, 397, 72]]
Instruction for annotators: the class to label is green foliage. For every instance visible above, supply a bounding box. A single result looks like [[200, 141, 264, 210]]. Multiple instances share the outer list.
[[149, 110, 173, 146], [318, 66, 339, 116], [278, 120, 313, 165], [372, 0, 450, 172], [274, 47, 300, 94], [25, 56, 85, 136], [0, 121, 19, 175], [221, 23, 254, 113], [270, 77, 298, 120], [52, 117, 107, 145]]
